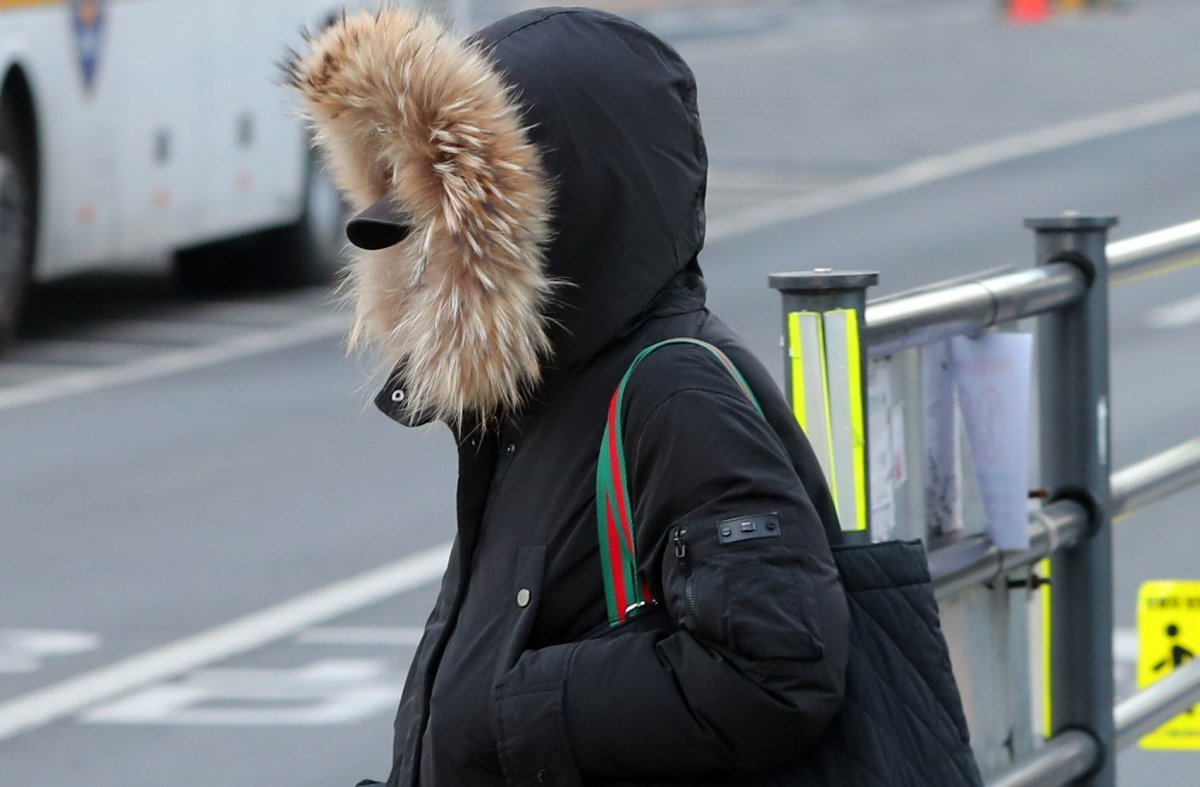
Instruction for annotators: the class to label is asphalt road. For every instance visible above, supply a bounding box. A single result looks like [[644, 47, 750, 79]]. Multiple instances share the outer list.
[[4, 1, 1200, 784]]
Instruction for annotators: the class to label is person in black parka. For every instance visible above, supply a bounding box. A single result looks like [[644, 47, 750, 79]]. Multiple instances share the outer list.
[[289, 8, 851, 786]]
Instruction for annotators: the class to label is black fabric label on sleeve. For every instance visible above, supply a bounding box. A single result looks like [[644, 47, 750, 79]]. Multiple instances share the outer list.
[[716, 513, 781, 545]]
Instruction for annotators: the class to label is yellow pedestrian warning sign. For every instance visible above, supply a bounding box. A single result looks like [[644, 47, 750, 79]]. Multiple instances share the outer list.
[[1138, 580, 1200, 749]]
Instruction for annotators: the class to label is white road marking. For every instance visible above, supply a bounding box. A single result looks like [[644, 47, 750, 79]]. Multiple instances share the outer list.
[[0, 630, 101, 674], [297, 626, 426, 646], [1147, 292, 1200, 330], [0, 312, 350, 412], [0, 541, 450, 742], [707, 90, 1200, 243], [81, 658, 405, 726]]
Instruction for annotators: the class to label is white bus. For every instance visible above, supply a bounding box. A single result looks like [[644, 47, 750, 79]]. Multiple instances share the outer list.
[[0, 0, 443, 351]]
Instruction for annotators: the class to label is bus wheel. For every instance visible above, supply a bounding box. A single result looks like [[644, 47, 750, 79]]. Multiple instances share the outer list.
[[0, 106, 34, 352]]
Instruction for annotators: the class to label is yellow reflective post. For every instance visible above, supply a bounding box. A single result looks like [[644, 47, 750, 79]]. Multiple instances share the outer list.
[[1041, 558, 1053, 734], [845, 310, 868, 531], [769, 271, 878, 541], [782, 308, 869, 532], [824, 309, 868, 532], [786, 311, 837, 496], [787, 312, 807, 431]]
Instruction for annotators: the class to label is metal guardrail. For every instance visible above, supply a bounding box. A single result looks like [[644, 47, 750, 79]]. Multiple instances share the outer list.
[[988, 730, 1100, 787], [993, 657, 1200, 786], [864, 264, 1087, 358], [773, 214, 1200, 787], [865, 217, 1200, 359], [931, 434, 1200, 600], [1108, 218, 1200, 284], [930, 499, 1088, 600], [1114, 657, 1200, 748], [1112, 437, 1200, 519]]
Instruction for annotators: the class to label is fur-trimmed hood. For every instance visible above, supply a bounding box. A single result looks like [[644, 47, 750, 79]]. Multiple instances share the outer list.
[[287, 7, 708, 428]]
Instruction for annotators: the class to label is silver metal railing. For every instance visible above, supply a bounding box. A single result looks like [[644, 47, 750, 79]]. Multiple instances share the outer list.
[[1114, 658, 1200, 748], [930, 499, 1088, 601], [865, 218, 1200, 360], [975, 435, 1200, 786], [864, 264, 1087, 358], [931, 435, 1200, 601], [990, 217, 1200, 785], [1108, 219, 1200, 284], [1112, 437, 1200, 519], [988, 730, 1100, 787], [991, 656, 1200, 787], [772, 215, 1200, 787]]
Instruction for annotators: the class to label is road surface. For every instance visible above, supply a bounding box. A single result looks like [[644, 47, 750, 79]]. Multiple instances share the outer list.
[[3, 1, 1200, 783]]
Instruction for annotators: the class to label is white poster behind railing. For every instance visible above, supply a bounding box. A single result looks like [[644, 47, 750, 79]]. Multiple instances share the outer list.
[[951, 333, 1033, 550], [867, 358, 906, 542], [922, 341, 963, 537]]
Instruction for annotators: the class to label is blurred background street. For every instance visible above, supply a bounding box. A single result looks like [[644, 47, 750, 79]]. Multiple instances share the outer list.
[[2, 0, 1199, 784]]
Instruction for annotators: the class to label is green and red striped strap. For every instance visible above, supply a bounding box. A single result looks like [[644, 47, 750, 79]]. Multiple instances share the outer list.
[[596, 338, 765, 628]]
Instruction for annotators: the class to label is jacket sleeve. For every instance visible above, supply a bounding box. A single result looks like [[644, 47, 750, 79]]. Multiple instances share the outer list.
[[493, 347, 849, 782]]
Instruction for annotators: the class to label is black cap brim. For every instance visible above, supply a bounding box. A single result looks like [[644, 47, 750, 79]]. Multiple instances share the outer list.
[[346, 197, 414, 250]]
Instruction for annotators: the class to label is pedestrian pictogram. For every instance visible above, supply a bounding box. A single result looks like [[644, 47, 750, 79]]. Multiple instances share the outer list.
[[1137, 581, 1200, 749], [1154, 624, 1194, 676]]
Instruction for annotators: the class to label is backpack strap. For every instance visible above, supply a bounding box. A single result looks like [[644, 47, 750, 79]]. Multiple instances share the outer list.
[[596, 338, 764, 628]]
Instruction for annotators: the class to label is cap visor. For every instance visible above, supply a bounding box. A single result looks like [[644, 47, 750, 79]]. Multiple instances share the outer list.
[[346, 197, 414, 250]]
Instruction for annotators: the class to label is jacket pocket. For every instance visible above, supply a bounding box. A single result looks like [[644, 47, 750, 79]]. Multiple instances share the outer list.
[[494, 544, 547, 681], [665, 523, 825, 662], [727, 553, 825, 661], [491, 546, 584, 787]]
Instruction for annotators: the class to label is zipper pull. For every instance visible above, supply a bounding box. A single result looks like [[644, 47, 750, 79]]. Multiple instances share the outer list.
[[674, 528, 691, 576]]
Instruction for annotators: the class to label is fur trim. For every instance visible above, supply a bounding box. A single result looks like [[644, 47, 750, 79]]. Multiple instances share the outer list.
[[285, 10, 553, 427]]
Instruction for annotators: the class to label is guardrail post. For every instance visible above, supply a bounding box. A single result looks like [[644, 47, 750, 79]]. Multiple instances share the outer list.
[[1028, 214, 1117, 786], [769, 270, 879, 544]]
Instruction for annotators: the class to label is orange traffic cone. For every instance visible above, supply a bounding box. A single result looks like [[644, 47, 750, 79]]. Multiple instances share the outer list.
[[1008, 0, 1052, 24]]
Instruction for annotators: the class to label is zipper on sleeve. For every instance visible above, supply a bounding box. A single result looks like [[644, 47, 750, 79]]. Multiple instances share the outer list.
[[674, 527, 691, 575], [674, 527, 700, 622]]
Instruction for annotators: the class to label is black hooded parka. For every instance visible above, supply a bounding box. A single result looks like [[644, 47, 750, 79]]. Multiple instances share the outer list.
[[362, 9, 851, 786]]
